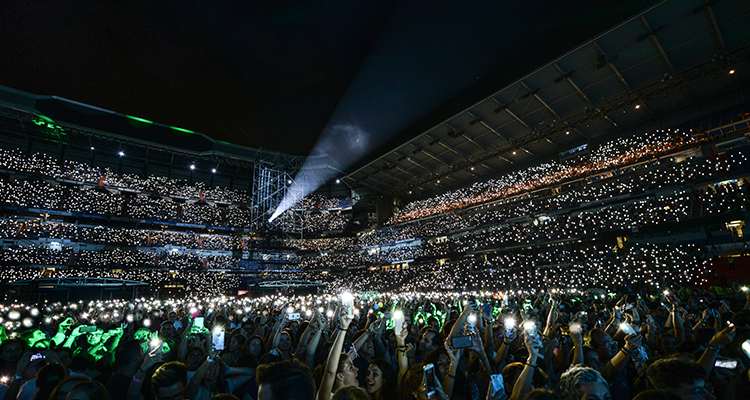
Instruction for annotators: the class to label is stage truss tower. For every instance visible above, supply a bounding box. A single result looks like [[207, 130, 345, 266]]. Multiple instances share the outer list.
[[251, 161, 304, 238]]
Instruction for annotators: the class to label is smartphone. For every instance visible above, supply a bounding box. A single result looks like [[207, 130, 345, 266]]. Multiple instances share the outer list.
[[423, 363, 437, 397], [288, 313, 300, 320], [451, 335, 472, 349], [192, 317, 205, 333], [504, 317, 516, 338], [467, 314, 477, 332], [341, 293, 354, 318], [715, 359, 738, 369], [148, 339, 163, 354], [742, 340, 750, 358], [393, 311, 405, 335], [80, 325, 98, 333], [619, 321, 636, 335], [212, 328, 225, 351], [490, 374, 505, 398], [30, 353, 46, 361], [524, 321, 537, 338]]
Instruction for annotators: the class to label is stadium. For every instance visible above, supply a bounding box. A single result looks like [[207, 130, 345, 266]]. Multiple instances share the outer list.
[[2, 1, 750, 400]]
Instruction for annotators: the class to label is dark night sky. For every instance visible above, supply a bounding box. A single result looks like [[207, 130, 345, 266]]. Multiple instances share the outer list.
[[0, 0, 657, 162]]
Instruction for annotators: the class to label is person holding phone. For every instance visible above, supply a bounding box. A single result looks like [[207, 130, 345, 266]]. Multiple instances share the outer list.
[[507, 333, 542, 400], [401, 363, 449, 400], [317, 308, 358, 400]]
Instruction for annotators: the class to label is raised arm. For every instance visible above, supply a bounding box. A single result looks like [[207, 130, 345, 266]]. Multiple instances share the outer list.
[[449, 302, 477, 339], [316, 309, 352, 400], [442, 342, 463, 399], [509, 334, 541, 400], [126, 346, 163, 400], [697, 325, 735, 374], [305, 324, 324, 370], [570, 328, 584, 367]]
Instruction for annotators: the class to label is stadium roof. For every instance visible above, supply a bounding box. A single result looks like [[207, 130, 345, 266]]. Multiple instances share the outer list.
[[1, 1, 658, 159], [345, 0, 750, 198], [3, 0, 750, 200], [0, 85, 341, 172]]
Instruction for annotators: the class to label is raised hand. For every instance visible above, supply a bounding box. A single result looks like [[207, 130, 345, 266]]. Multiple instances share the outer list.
[[339, 309, 353, 330], [623, 333, 642, 351], [141, 345, 164, 373], [708, 325, 736, 347], [525, 334, 542, 359]]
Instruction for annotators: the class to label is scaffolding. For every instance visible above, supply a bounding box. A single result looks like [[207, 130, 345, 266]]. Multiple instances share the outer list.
[[251, 161, 303, 237]]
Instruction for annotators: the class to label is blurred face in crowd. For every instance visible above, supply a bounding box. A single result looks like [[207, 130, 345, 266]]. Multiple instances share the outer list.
[[583, 348, 604, 371], [434, 353, 450, 381], [187, 348, 203, 370], [337, 355, 358, 386], [248, 337, 263, 357], [576, 381, 611, 400], [160, 322, 174, 339], [202, 360, 219, 384], [288, 321, 299, 335], [168, 312, 178, 323], [420, 331, 437, 353], [1, 341, 23, 363], [229, 336, 243, 352], [279, 332, 292, 351], [366, 364, 384, 394], [362, 338, 375, 358], [591, 331, 617, 361], [86, 330, 103, 346], [186, 334, 202, 350], [660, 335, 678, 355]]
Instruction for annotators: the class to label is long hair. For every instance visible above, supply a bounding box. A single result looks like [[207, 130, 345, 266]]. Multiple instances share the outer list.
[[401, 364, 426, 400], [367, 359, 397, 400]]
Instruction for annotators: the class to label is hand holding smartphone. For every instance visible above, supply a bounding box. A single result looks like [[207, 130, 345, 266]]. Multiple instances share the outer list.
[[212, 328, 225, 351], [423, 363, 437, 397]]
